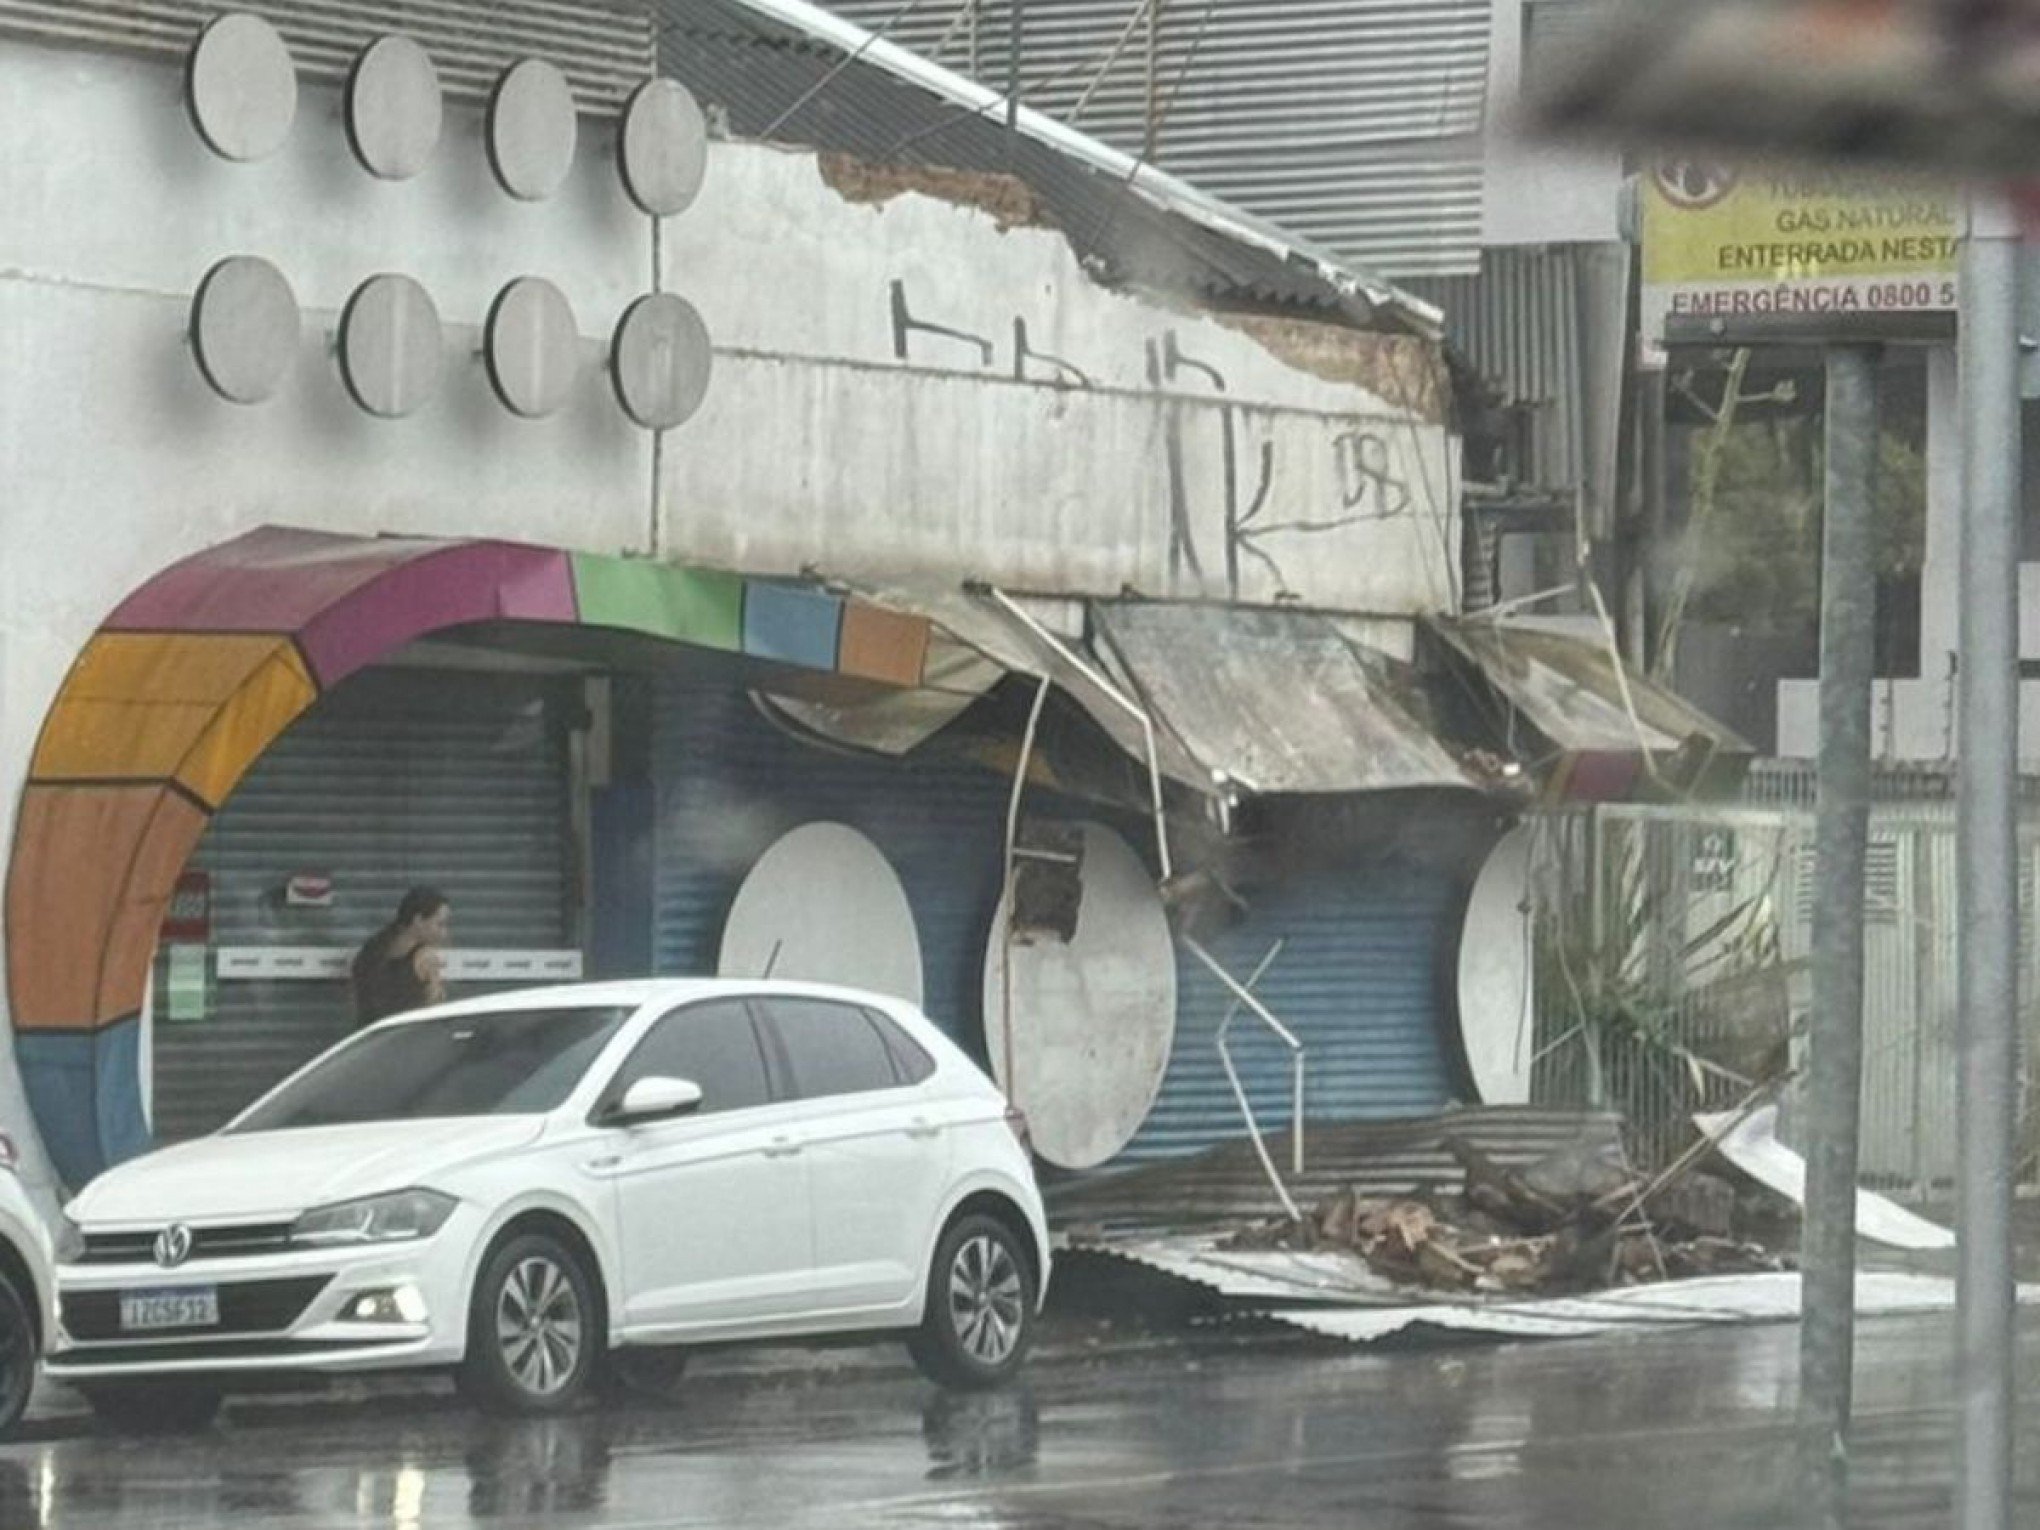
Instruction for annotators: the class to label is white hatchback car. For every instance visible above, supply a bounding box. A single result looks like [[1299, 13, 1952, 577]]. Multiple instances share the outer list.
[[0, 1131, 56, 1436], [49, 980, 1049, 1425]]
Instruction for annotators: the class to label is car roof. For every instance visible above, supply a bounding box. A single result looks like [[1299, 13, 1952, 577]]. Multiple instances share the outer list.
[[376, 977, 925, 1025]]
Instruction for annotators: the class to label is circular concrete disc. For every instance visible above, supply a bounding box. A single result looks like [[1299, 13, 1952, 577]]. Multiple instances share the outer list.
[[983, 822, 1175, 1169], [719, 823, 924, 1005], [346, 35, 442, 181], [191, 255, 299, 404], [485, 277, 579, 419], [187, 12, 298, 162], [487, 58, 577, 202], [339, 273, 443, 419], [1455, 827, 1534, 1105], [619, 78, 709, 217], [610, 292, 712, 430]]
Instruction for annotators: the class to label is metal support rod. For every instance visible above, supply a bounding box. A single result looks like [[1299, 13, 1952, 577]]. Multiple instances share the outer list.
[[1798, 342, 1879, 1530], [1292, 1054, 1305, 1177], [1193, 934, 1300, 1220], [997, 673, 1053, 1111], [986, 587, 1174, 880], [1956, 217, 2020, 1530]]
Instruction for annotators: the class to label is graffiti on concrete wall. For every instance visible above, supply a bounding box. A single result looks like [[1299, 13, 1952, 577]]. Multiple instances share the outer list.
[[887, 278, 1419, 600]]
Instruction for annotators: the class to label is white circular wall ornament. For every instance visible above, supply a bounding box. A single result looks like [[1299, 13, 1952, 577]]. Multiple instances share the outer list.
[[487, 58, 578, 202], [190, 255, 299, 405], [338, 273, 443, 419], [187, 12, 298, 163], [1454, 826, 1535, 1105], [719, 823, 924, 1005], [345, 35, 442, 181], [610, 293, 713, 430], [983, 822, 1176, 1170], [618, 78, 710, 217], [485, 277, 580, 420]]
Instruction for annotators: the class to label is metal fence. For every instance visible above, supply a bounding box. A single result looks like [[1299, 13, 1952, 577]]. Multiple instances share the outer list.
[[1527, 800, 2040, 1197]]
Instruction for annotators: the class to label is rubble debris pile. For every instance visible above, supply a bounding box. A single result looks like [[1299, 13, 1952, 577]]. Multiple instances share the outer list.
[[1222, 1134, 1792, 1296]]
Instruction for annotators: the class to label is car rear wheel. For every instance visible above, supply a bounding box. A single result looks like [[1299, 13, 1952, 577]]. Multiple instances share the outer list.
[[78, 1379, 224, 1433], [0, 1273, 35, 1436], [459, 1232, 600, 1415], [906, 1214, 1036, 1391]]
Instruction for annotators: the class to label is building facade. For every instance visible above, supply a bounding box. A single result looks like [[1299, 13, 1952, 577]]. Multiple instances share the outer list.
[[3, 1, 1564, 1206]]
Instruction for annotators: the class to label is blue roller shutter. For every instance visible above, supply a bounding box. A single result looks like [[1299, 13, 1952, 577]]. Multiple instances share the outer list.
[[1120, 849, 1471, 1162], [654, 672, 1484, 1163], [651, 675, 1018, 1052]]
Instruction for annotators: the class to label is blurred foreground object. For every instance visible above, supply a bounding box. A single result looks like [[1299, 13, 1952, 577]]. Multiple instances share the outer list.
[[1533, 0, 2040, 173]]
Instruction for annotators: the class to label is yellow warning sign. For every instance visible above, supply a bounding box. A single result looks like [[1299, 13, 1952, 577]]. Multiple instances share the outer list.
[[1641, 161, 1959, 349]]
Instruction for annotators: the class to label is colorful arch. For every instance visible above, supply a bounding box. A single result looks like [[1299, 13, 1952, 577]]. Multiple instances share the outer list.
[[6, 526, 937, 1184]]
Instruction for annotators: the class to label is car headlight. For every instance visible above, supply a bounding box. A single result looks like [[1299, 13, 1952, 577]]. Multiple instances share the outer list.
[[290, 1189, 457, 1249], [54, 1216, 85, 1263]]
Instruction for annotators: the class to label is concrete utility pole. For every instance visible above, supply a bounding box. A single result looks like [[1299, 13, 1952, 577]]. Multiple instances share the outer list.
[[1955, 202, 2020, 1530], [1798, 344, 1879, 1530]]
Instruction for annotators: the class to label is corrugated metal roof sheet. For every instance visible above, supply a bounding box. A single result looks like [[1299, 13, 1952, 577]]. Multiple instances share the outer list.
[[1402, 245, 1586, 493], [1092, 603, 1482, 795], [654, 1, 1437, 326], [827, 0, 1491, 278]]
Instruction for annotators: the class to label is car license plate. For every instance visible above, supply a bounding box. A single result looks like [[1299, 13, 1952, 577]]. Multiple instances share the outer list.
[[119, 1287, 219, 1332]]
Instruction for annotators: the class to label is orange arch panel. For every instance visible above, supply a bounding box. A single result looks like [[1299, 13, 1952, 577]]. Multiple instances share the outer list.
[[6, 785, 210, 1031], [30, 633, 316, 809]]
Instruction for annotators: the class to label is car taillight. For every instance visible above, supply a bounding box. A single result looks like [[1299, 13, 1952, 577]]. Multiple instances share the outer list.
[[1003, 1105, 1032, 1154]]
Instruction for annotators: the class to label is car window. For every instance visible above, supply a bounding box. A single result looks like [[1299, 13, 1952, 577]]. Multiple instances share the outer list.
[[610, 999, 772, 1116], [867, 1008, 936, 1085], [758, 998, 904, 1100], [231, 1006, 630, 1132]]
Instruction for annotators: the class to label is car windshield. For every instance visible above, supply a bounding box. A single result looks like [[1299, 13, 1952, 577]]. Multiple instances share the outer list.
[[230, 1006, 631, 1133]]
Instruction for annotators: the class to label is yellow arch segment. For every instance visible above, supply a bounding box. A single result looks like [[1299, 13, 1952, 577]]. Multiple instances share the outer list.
[[31, 633, 318, 808]]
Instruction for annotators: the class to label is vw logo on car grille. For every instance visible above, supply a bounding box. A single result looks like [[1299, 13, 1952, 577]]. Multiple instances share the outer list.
[[153, 1223, 193, 1268]]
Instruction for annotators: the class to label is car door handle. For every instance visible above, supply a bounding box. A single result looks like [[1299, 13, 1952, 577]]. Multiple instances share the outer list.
[[905, 1119, 942, 1141], [763, 1136, 803, 1159]]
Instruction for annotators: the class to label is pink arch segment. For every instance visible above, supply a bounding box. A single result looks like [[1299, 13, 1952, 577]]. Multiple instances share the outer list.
[[105, 529, 582, 687]]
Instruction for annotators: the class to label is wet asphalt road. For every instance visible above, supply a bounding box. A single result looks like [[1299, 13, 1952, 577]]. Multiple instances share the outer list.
[[0, 1314, 2033, 1530]]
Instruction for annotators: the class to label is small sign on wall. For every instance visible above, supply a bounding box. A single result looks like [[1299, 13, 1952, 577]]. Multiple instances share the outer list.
[[285, 872, 334, 909], [1691, 828, 1739, 895], [165, 945, 209, 1023], [162, 871, 212, 943]]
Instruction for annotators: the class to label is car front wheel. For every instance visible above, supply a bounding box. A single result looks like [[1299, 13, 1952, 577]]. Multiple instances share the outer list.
[[0, 1273, 35, 1436], [906, 1215, 1036, 1391], [459, 1232, 600, 1415]]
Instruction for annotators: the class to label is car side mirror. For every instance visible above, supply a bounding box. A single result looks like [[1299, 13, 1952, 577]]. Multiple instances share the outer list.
[[606, 1076, 704, 1126]]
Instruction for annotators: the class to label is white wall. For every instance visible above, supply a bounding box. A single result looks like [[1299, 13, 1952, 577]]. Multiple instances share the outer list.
[[1482, 0, 1624, 248], [659, 146, 1458, 613]]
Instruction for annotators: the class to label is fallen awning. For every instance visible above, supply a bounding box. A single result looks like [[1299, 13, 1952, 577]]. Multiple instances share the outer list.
[[759, 622, 1006, 755], [778, 586, 1490, 800], [793, 584, 1211, 785], [1427, 617, 1750, 801], [1092, 603, 1485, 796]]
